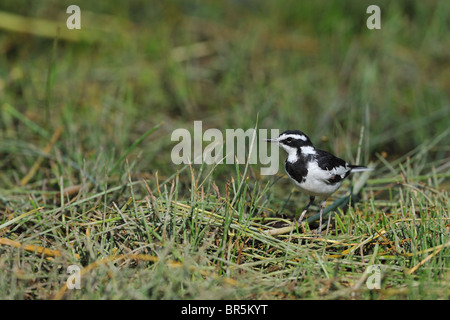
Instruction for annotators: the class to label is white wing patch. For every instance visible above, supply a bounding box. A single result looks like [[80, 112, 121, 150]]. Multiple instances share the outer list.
[[329, 163, 350, 179]]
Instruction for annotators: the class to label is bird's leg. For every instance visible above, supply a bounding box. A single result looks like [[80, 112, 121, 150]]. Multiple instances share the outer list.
[[297, 196, 315, 225], [316, 200, 327, 234]]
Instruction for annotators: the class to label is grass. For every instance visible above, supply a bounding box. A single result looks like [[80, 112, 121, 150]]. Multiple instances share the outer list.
[[0, 0, 449, 300]]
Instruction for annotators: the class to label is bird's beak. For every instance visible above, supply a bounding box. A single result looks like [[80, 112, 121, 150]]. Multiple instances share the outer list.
[[265, 138, 277, 143]]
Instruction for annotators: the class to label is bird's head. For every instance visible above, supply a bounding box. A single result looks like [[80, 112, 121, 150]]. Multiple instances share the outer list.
[[266, 130, 313, 155]]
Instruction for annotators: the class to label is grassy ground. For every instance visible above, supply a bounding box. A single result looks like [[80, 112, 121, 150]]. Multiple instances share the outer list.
[[0, 0, 449, 300]]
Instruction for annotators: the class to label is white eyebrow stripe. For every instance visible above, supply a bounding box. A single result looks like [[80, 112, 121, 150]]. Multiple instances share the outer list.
[[279, 134, 307, 141]]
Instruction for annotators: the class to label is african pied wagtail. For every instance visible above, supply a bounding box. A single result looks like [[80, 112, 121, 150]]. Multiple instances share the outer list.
[[267, 130, 373, 233]]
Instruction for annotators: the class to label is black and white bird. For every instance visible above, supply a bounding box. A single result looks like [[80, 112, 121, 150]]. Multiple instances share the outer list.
[[267, 130, 372, 233]]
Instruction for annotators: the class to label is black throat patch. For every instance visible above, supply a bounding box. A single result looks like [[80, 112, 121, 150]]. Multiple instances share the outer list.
[[284, 153, 312, 184]]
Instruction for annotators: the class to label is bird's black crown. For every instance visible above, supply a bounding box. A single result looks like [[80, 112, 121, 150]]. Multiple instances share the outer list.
[[278, 130, 313, 147]]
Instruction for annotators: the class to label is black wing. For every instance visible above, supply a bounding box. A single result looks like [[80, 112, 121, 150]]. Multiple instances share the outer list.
[[315, 149, 351, 185]]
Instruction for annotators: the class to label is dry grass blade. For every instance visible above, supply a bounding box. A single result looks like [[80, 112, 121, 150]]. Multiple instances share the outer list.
[[0, 237, 80, 259], [0, 207, 43, 231], [0, 10, 99, 42], [20, 126, 62, 186], [408, 240, 450, 275]]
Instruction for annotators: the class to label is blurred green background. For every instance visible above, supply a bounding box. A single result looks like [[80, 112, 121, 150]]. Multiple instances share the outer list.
[[0, 0, 449, 187]]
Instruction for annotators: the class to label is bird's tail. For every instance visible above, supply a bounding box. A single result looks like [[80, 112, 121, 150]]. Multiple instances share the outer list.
[[350, 165, 374, 172]]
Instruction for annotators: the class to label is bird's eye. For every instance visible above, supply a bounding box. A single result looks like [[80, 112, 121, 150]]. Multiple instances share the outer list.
[[285, 138, 292, 143]]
